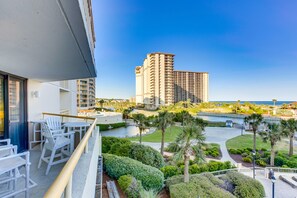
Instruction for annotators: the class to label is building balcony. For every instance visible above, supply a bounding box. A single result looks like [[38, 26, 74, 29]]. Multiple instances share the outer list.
[[1, 113, 102, 198]]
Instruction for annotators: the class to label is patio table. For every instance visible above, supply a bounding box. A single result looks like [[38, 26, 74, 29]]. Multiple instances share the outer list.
[[63, 122, 90, 141]]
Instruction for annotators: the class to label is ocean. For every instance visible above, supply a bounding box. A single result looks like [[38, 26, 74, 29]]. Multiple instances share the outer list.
[[211, 101, 295, 106]]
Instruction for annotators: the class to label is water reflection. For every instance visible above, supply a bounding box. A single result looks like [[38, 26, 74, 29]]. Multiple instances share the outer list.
[[198, 115, 244, 124]]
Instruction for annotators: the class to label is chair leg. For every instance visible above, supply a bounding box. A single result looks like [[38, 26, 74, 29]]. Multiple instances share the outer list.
[[25, 164, 30, 198], [46, 149, 56, 175], [38, 146, 46, 168]]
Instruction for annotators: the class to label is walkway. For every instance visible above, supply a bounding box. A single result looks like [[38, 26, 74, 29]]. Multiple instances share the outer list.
[[142, 127, 248, 165], [240, 170, 297, 198], [204, 127, 248, 164]]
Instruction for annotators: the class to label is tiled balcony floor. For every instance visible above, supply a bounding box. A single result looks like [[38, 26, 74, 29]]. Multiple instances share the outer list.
[[0, 147, 66, 198]]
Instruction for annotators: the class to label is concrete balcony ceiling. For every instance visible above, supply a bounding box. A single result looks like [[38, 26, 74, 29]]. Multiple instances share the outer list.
[[0, 0, 96, 81]]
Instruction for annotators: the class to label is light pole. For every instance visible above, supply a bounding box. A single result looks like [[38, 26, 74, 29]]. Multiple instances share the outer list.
[[271, 176, 276, 198], [252, 151, 256, 179], [269, 169, 276, 198], [241, 123, 244, 136]]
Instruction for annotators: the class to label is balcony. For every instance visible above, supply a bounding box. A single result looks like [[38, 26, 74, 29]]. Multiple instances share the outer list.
[[1, 113, 102, 198]]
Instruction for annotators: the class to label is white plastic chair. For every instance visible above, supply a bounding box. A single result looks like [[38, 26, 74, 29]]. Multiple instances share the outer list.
[[0, 147, 36, 198], [45, 117, 65, 135], [38, 123, 75, 175], [0, 139, 11, 148]]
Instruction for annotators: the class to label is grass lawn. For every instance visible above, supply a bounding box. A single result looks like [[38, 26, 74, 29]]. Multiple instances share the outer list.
[[128, 126, 182, 142], [226, 134, 297, 153]]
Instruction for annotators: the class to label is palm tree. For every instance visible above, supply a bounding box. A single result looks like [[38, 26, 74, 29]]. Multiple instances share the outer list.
[[154, 111, 175, 155], [281, 118, 297, 156], [132, 113, 149, 144], [122, 109, 131, 124], [178, 110, 193, 126], [244, 113, 263, 178], [193, 117, 208, 131], [174, 124, 205, 182], [259, 123, 283, 166], [99, 99, 105, 108]]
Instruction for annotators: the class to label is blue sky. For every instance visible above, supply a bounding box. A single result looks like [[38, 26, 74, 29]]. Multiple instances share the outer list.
[[92, 0, 297, 101]]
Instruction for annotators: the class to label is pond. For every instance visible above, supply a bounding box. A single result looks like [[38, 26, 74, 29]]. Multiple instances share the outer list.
[[100, 126, 151, 138]]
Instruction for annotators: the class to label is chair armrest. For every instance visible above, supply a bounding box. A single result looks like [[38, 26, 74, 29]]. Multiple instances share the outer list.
[[0, 145, 18, 157], [0, 139, 11, 145], [50, 129, 64, 135], [53, 131, 75, 137], [0, 151, 29, 162]]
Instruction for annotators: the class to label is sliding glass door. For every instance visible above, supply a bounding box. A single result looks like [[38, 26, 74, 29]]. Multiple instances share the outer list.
[[0, 73, 27, 151], [9, 78, 27, 151]]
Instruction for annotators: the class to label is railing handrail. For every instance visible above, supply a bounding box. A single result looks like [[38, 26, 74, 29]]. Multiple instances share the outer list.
[[44, 113, 98, 198], [42, 112, 96, 121], [265, 167, 297, 173]]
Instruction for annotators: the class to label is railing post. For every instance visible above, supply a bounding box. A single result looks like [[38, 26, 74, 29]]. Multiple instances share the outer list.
[[65, 174, 72, 198], [84, 142, 88, 154], [99, 133, 102, 156]]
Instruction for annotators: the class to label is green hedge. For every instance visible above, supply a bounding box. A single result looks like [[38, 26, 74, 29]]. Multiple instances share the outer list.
[[129, 143, 164, 169], [102, 136, 131, 153], [97, 122, 126, 131], [118, 175, 142, 198], [160, 165, 181, 179], [103, 154, 164, 190], [103, 137, 164, 169], [222, 172, 265, 198], [169, 174, 235, 198], [162, 161, 232, 179]]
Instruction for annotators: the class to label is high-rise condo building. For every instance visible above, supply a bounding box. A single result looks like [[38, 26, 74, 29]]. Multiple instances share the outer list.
[[77, 78, 96, 110], [174, 71, 209, 103], [136, 52, 175, 108], [136, 53, 209, 108]]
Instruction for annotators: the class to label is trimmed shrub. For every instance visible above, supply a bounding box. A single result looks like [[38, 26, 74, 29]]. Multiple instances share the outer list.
[[103, 154, 164, 190], [208, 161, 219, 172], [229, 148, 238, 154], [241, 153, 248, 157], [256, 159, 267, 167], [165, 142, 181, 153], [223, 172, 265, 198], [97, 122, 126, 131], [160, 165, 180, 179], [169, 174, 235, 198], [118, 175, 142, 198], [129, 143, 165, 169], [242, 157, 252, 163], [103, 137, 164, 169], [102, 137, 131, 153], [109, 142, 132, 157]]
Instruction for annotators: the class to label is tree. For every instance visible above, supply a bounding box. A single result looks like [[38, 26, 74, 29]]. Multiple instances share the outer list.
[[174, 124, 205, 182], [244, 113, 263, 178], [193, 117, 208, 131], [132, 113, 150, 144], [281, 118, 297, 156], [99, 99, 105, 108], [175, 110, 193, 126], [122, 109, 131, 123], [154, 111, 175, 155], [259, 123, 283, 166]]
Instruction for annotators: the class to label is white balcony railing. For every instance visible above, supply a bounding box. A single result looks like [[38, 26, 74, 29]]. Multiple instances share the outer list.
[[41, 113, 101, 198]]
